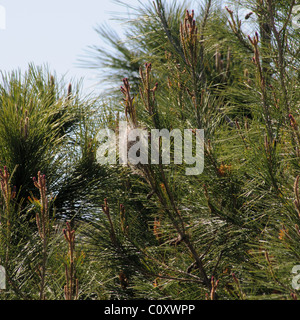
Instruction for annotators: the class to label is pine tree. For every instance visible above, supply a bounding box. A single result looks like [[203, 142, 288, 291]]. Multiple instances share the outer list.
[[0, 65, 120, 299], [82, 0, 300, 300], [0, 0, 299, 300]]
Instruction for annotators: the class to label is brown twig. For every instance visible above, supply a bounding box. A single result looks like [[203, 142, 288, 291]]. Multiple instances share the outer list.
[[102, 198, 118, 247], [63, 221, 79, 300], [294, 176, 300, 218], [266, 0, 291, 119], [33, 171, 50, 300]]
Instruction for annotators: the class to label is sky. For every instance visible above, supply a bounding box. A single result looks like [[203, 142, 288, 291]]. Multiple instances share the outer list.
[[0, 1, 220, 96], [0, 0, 143, 95]]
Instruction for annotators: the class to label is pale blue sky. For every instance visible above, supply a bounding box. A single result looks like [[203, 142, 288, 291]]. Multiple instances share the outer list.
[[0, 0, 142, 94], [0, 0, 207, 95]]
